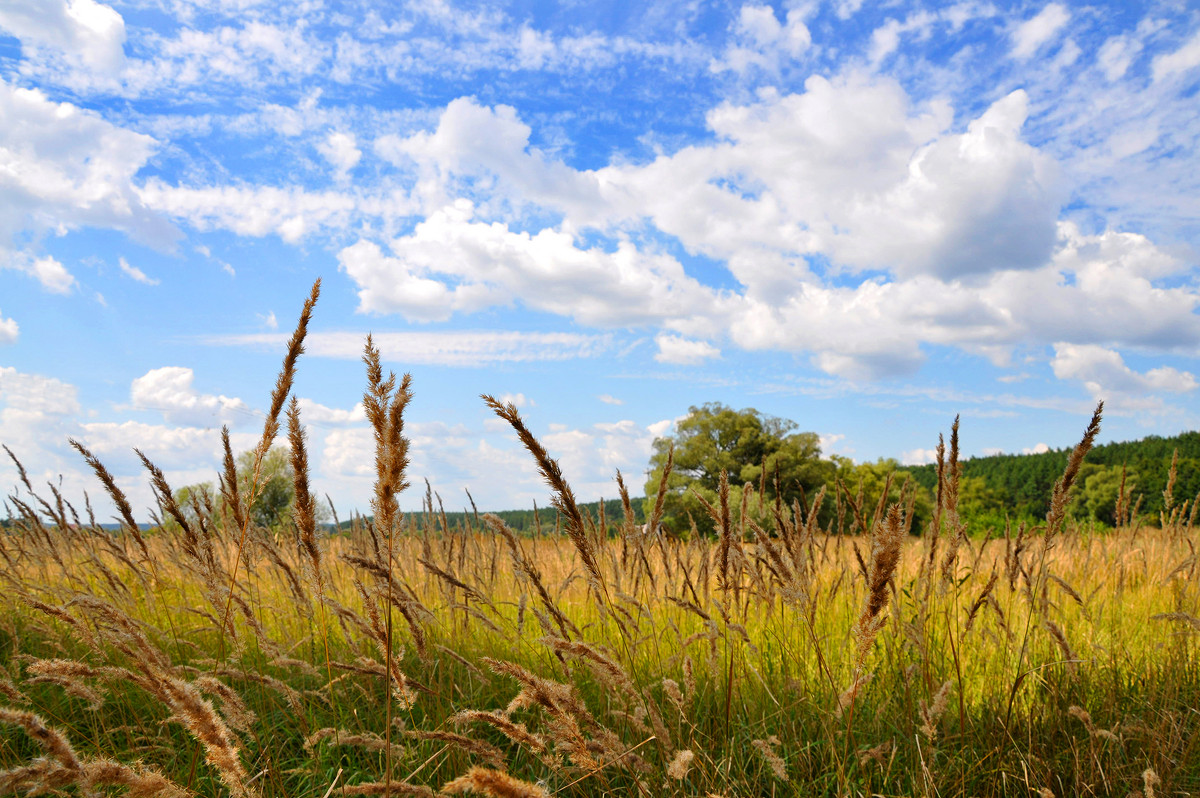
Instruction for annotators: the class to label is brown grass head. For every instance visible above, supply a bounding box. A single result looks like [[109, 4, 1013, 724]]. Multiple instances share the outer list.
[[482, 394, 603, 592]]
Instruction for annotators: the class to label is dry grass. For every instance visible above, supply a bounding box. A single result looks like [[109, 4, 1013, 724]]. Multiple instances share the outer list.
[[3, 282, 1199, 797]]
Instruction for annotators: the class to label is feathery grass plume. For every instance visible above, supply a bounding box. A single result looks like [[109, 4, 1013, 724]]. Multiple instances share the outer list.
[[452, 710, 548, 754], [859, 739, 893, 768], [0, 678, 27, 705], [921, 435, 947, 585], [752, 736, 787, 780], [484, 657, 622, 770], [418, 557, 497, 612], [0, 709, 187, 798], [1044, 619, 1079, 674], [219, 426, 246, 532], [616, 470, 636, 535], [288, 397, 323, 599], [839, 504, 905, 714], [482, 394, 604, 592], [918, 680, 953, 741], [157, 674, 257, 797], [1142, 768, 1160, 798], [1068, 705, 1120, 743], [403, 730, 505, 768], [193, 674, 256, 733], [667, 749, 694, 780], [2, 444, 33, 494], [442, 767, 550, 798], [963, 567, 999, 635], [306, 728, 407, 761], [1150, 612, 1200, 630], [485, 513, 576, 639], [256, 277, 321, 463], [0, 707, 83, 772], [939, 416, 966, 585], [221, 279, 320, 648], [340, 782, 437, 797], [1045, 401, 1104, 542], [67, 439, 152, 565]]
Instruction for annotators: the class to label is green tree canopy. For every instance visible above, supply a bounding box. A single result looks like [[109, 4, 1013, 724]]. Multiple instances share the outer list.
[[171, 446, 328, 531], [643, 403, 833, 535]]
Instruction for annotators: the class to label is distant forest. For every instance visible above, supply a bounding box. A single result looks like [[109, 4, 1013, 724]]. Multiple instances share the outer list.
[[344, 430, 1199, 536], [906, 429, 1200, 526], [358, 497, 648, 535]]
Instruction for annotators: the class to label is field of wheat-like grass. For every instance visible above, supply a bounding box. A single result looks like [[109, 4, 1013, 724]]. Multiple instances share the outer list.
[[3, 281, 1198, 798]]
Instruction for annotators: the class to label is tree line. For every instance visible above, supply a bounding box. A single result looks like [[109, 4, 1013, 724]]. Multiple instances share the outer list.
[[163, 405, 1196, 538]]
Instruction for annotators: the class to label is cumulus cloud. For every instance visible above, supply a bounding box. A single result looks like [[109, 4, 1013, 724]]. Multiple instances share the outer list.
[[118, 256, 159, 285], [0, 366, 80, 416], [1051, 344, 1198, 399], [318, 131, 361, 179], [1010, 3, 1070, 61], [901, 447, 939, 465], [0, 0, 126, 76], [129, 366, 250, 426], [597, 394, 623, 405], [4, 254, 77, 294], [296, 398, 365, 425], [711, 4, 811, 75], [497, 392, 530, 408], [654, 334, 720, 365], [0, 78, 174, 259], [332, 86, 1196, 381], [338, 202, 722, 326], [0, 311, 17, 344]]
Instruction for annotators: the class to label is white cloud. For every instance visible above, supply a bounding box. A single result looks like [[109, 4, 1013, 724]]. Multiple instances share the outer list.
[[132, 21, 330, 91], [1096, 34, 1140, 82], [1051, 344, 1198, 399], [901, 447, 939, 465], [0, 0, 126, 77], [818, 433, 845, 454], [0, 311, 16, 345], [78, 420, 227, 471], [0, 78, 174, 259], [317, 131, 361, 179], [1023, 442, 1051, 455], [497, 392, 530, 408], [257, 310, 278, 330], [129, 366, 250, 426], [118, 256, 159, 285], [333, 87, 1197, 381], [5, 254, 78, 294], [597, 394, 623, 405], [654, 334, 720, 365], [138, 180, 367, 244], [338, 203, 722, 327], [1152, 29, 1200, 82], [296, 398, 366, 426], [542, 418, 664, 500], [711, 4, 811, 75], [1010, 3, 1070, 61], [204, 330, 614, 367], [0, 366, 80, 416]]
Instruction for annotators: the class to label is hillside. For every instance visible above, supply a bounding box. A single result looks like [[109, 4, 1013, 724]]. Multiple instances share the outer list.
[[907, 430, 1200, 523]]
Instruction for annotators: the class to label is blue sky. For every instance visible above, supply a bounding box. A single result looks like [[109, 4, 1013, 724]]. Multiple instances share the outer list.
[[1, 0, 1198, 519]]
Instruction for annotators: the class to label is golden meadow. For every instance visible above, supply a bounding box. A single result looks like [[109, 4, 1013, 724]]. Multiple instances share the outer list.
[[2, 281, 1198, 798]]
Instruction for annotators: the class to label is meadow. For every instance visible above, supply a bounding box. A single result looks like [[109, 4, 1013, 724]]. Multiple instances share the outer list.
[[2, 281, 1198, 798]]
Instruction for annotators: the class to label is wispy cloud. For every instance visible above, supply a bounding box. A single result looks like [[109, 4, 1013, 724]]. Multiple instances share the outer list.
[[202, 330, 616, 367]]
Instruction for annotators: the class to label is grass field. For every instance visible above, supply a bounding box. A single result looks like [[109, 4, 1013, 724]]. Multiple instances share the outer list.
[[2, 282, 1198, 797]]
